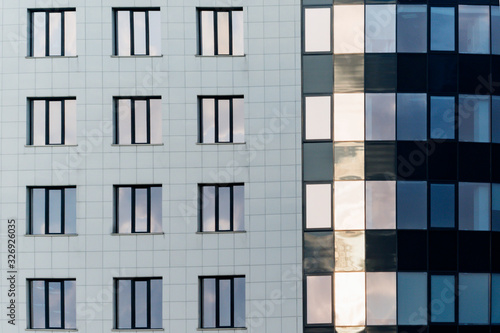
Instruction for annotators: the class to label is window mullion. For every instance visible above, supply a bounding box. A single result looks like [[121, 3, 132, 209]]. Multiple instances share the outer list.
[[115, 99, 119, 144], [60, 281, 65, 329], [45, 100, 50, 145], [214, 11, 219, 55], [147, 187, 151, 233], [45, 189, 50, 234], [60, 12, 65, 56], [147, 280, 152, 329], [215, 186, 220, 231], [61, 99, 66, 144], [44, 281, 50, 328], [215, 278, 220, 328], [131, 280, 136, 329], [147, 99, 151, 144], [229, 186, 234, 231], [61, 189, 66, 234], [131, 188, 136, 233], [229, 99, 234, 143], [145, 11, 150, 56], [228, 11, 233, 55], [130, 12, 135, 56], [230, 278, 235, 328], [215, 98, 219, 143], [45, 12, 50, 56], [131, 100, 136, 144]]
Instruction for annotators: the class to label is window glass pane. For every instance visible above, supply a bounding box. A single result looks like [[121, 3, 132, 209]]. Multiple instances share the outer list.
[[48, 282, 62, 328], [32, 189, 45, 234], [33, 12, 46, 57], [459, 182, 490, 231], [133, 12, 147, 55], [232, 98, 245, 143], [458, 273, 489, 324], [135, 188, 148, 232], [150, 99, 162, 144], [31, 281, 46, 328], [398, 273, 427, 325], [219, 279, 231, 327], [49, 12, 62, 56], [334, 142, 364, 180], [64, 281, 76, 329], [397, 94, 427, 140], [117, 280, 132, 329], [150, 279, 162, 328], [118, 187, 132, 233], [306, 275, 332, 324], [64, 100, 77, 145], [218, 100, 230, 142], [366, 5, 396, 53], [431, 275, 455, 323], [49, 101, 62, 144], [118, 99, 132, 144], [305, 8, 331, 52], [234, 277, 245, 327], [149, 11, 161, 56], [150, 187, 162, 233], [202, 279, 216, 328], [64, 11, 76, 56], [33, 100, 46, 145], [334, 181, 365, 230], [217, 12, 230, 55], [334, 5, 364, 54], [334, 272, 365, 326], [397, 5, 427, 53], [232, 11, 244, 55], [117, 11, 131, 56], [430, 184, 455, 228], [202, 99, 215, 143], [49, 189, 62, 233], [135, 281, 148, 328], [430, 96, 455, 140], [459, 5, 489, 54], [458, 95, 490, 142], [366, 93, 395, 140], [202, 186, 216, 231], [134, 100, 148, 143], [335, 231, 365, 272], [367, 272, 396, 325], [431, 7, 455, 51], [233, 185, 244, 231], [493, 274, 500, 324], [493, 184, 500, 231], [334, 93, 364, 141], [366, 181, 396, 229], [306, 184, 332, 229], [493, 7, 500, 55], [397, 181, 427, 229], [64, 188, 76, 234], [305, 96, 331, 140], [201, 11, 215, 55], [218, 187, 231, 231], [493, 96, 500, 143]]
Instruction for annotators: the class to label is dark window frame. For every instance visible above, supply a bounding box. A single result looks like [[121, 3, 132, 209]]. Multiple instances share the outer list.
[[428, 273, 458, 325], [197, 7, 243, 56], [428, 5, 458, 54], [114, 277, 162, 329], [199, 183, 244, 232], [428, 181, 458, 230], [198, 95, 244, 143], [28, 8, 76, 57]]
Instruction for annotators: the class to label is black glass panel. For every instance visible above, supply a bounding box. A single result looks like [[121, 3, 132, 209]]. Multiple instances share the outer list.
[[334, 54, 364, 93], [304, 232, 334, 273], [303, 55, 334, 95], [398, 230, 427, 271], [397, 141, 427, 180], [365, 142, 396, 180], [429, 230, 457, 271], [460, 0, 491, 4], [365, 54, 397, 93], [366, 327, 397, 333], [428, 142, 457, 181], [458, 142, 490, 182], [492, 55, 500, 96], [458, 231, 490, 272], [399, 327, 428, 333], [458, 326, 490, 333], [305, 328, 336, 333], [429, 326, 456, 333], [429, 54, 458, 93], [459, 55, 490, 95], [492, 144, 500, 182], [303, 142, 333, 182], [492, 325, 500, 333], [365, 230, 397, 272], [429, 0, 457, 3], [398, 54, 427, 92], [493, 232, 500, 273]]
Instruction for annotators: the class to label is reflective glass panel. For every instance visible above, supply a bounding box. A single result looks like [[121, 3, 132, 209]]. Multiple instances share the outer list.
[[117, 280, 132, 329], [202, 99, 215, 143], [31, 281, 46, 328], [334, 272, 365, 326], [334, 5, 364, 54], [233, 185, 244, 231], [367, 272, 397, 325], [335, 231, 365, 272], [64, 100, 77, 145], [134, 100, 148, 144], [493, 184, 500, 231], [151, 279, 162, 328], [149, 11, 161, 56], [219, 279, 231, 326], [202, 186, 216, 231], [218, 100, 230, 142], [366, 181, 396, 229], [458, 95, 490, 142], [459, 182, 490, 231], [430, 184, 455, 228], [334, 142, 364, 180], [397, 181, 427, 230], [493, 274, 500, 324], [459, 5, 489, 54], [48, 189, 62, 233], [217, 12, 230, 55], [306, 275, 332, 324], [334, 181, 365, 230], [49, 12, 62, 56], [33, 100, 46, 145], [150, 99, 162, 144], [366, 93, 395, 140], [397, 5, 427, 53], [203, 279, 216, 328], [150, 187, 162, 232], [64, 11, 77, 56], [232, 11, 244, 55], [305, 8, 331, 52], [306, 184, 332, 229], [64, 281, 76, 329], [118, 187, 132, 233], [430, 96, 455, 139], [334, 93, 364, 141], [366, 5, 396, 53], [118, 99, 132, 144], [135, 281, 147, 327], [133, 12, 147, 55], [431, 7, 455, 51], [65, 188, 76, 234], [117, 11, 131, 56], [32, 189, 45, 234], [397, 93, 427, 140], [33, 12, 46, 57], [218, 187, 231, 231], [305, 96, 331, 140], [201, 11, 215, 55], [431, 275, 455, 323], [49, 101, 62, 144], [398, 272, 427, 325], [493, 96, 500, 143], [48, 282, 61, 327], [493, 7, 500, 55], [135, 188, 148, 232], [459, 273, 489, 324], [233, 98, 245, 143]]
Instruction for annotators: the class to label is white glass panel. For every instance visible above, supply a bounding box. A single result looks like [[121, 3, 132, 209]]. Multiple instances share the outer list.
[[219, 279, 231, 326], [459, 182, 490, 231], [493, 274, 500, 323], [459, 5, 490, 54], [366, 5, 396, 53], [430, 96, 455, 139], [233, 185, 244, 231], [32, 189, 45, 234], [218, 100, 230, 142], [493, 96, 500, 143], [397, 181, 427, 230], [335, 231, 365, 272], [459, 274, 489, 324], [217, 12, 230, 55], [48, 282, 61, 328], [48, 190, 62, 233], [202, 279, 216, 328], [202, 186, 216, 232], [64, 11, 77, 56], [431, 275, 455, 323], [366, 181, 396, 229], [202, 99, 215, 143], [134, 100, 148, 144], [232, 11, 244, 55], [149, 11, 161, 56], [334, 5, 364, 54], [135, 188, 148, 232], [135, 281, 147, 327], [334, 272, 365, 326], [150, 187, 162, 232], [150, 99, 162, 144], [397, 93, 427, 140], [49, 101, 62, 144], [117, 11, 131, 56], [306, 275, 332, 324], [118, 187, 132, 233], [64, 188, 76, 234], [201, 11, 215, 55], [306, 184, 332, 229], [133, 12, 147, 55], [334, 181, 365, 230], [117, 280, 132, 329], [397, 5, 427, 53], [150, 279, 163, 328], [218, 187, 231, 231], [118, 99, 132, 144], [334, 142, 364, 180], [431, 7, 455, 51], [334, 93, 364, 141], [64, 281, 76, 329], [305, 96, 331, 140], [33, 12, 46, 57], [33, 100, 46, 145], [305, 8, 331, 52], [232, 98, 245, 143], [64, 100, 77, 145], [398, 272, 427, 325], [234, 278, 245, 327], [458, 95, 490, 142], [367, 272, 397, 325], [430, 184, 455, 228], [366, 93, 395, 140], [49, 12, 62, 56], [493, 7, 500, 55], [31, 281, 46, 328]]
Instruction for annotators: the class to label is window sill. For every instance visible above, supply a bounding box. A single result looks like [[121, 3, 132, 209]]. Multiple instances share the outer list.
[[195, 55, 246, 57], [196, 231, 246, 234], [25, 234, 78, 237], [25, 145, 78, 147], [111, 143, 164, 146], [197, 328, 247, 331], [196, 142, 246, 145], [110, 232, 165, 236], [111, 329, 164, 332], [25, 56, 78, 59], [110, 55, 163, 58], [26, 329, 78, 331]]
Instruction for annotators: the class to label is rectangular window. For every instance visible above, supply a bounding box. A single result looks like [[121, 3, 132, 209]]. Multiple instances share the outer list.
[[397, 181, 427, 229], [305, 183, 332, 229], [492, 7, 500, 55], [493, 274, 500, 324], [493, 96, 500, 143], [334, 142, 365, 180], [431, 7, 455, 51], [199, 97, 244, 143], [29, 98, 76, 145], [397, 93, 427, 141], [366, 5, 396, 53], [115, 185, 162, 233], [29, 187, 76, 235], [458, 182, 490, 231], [200, 184, 244, 232], [115, 278, 162, 329], [459, 5, 490, 54], [397, 5, 427, 53], [113, 8, 161, 56], [334, 272, 365, 326], [493, 184, 500, 232], [431, 275, 455, 323], [458, 273, 489, 324], [304, 8, 331, 53], [430, 183, 455, 228], [335, 231, 365, 272], [306, 275, 333, 324], [334, 5, 364, 54], [198, 8, 243, 56], [458, 95, 490, 142], [29, 9, 76, 57], [114, 97, 162, 144], [334, 93, 364, 141], [200, 276, 245, 328], [366, 181, 396, 229], [334, 181, 365, 230], [398, 273, 427, 325], [366, 93, 395, 140], [305, 96, 331, 140], [366, 272, 396, 325], [430, 96, 455, 140], [29, 279, 76, 329]]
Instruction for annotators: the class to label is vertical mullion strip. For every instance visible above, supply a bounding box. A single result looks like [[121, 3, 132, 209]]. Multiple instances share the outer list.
[[229, 186, 234, 231], [30, 12, 34, 56], [61, 189, 65, 234], [215, 186, 219, 231], [230, 278, 235, 328], [130, 11, 135, 55], [146, 99, 151, 143], [199, 185, 203, 231], [114, 99, 119, 144], [215, 279, 220, 328], [114, 280, 119, 328], [44, 281, 49, 328], [229, 98, 234, 143], [45, 189, 50, 234], [147, 187, 151, 233], [145, 10, 150, 55], [61, 100, 66, 144], [200, 278, 204, 326], [131, 100, 136, 144], [214, 11, 219, 55], [131, 188, 136, 233], [45, 12, 50, 56], [115, 187, 118, 233], [214, 98, 219, 143], [114, 10, 119, 55], [228, 11, 233, 55], [60, 281, 65, 329], [45, 100, 50, 145], [131, 280, 136, 329], [61, 11, 65, 56], [147, 280, 152, 329], [199, 98, 203, 143], [30, 100, 34, 145]]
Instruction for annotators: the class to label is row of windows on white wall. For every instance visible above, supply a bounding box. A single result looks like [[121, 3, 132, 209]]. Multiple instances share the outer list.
[[306, 181, 500, 231], [29, 8, 244, 57], [305, 94, 500, 142], [27, 97, 245, 146], [305, 5, 500, 54], [306, 272, 500, 326]]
